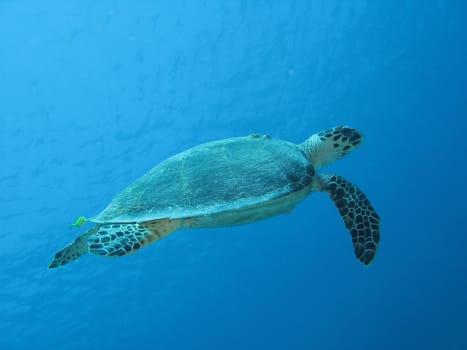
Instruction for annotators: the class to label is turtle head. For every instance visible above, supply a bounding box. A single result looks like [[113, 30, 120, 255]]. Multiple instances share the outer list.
[[301, 126, 364, 170]]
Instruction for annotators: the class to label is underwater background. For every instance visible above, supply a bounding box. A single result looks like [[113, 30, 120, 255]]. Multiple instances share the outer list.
[[1, 1, 466, 349]]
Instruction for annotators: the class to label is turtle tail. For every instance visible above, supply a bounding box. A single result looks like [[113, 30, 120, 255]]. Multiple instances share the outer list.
[[317, 173, 381, 265], [48, 226, 99, 269]]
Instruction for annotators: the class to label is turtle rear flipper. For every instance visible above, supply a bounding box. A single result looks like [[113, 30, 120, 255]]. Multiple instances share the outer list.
[[87, 219, 181, 257], [48, 226, 100, 269], [318, 173, 381, 265]]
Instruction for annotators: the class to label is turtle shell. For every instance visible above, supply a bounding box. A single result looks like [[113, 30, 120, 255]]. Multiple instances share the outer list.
[[91, 135, 314, 223]]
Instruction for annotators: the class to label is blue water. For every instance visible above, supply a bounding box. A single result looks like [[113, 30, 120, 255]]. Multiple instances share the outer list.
[[1, 1, 466, 349]]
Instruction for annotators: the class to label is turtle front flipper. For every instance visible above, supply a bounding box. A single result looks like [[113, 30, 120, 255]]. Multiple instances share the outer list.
[[318, 173, 381, 265], [87, 219, 181, 257], [49, 226, 100, 269]]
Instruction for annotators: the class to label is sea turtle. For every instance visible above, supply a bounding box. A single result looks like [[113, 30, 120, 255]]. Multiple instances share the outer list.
[[49, 126, 380, 269]]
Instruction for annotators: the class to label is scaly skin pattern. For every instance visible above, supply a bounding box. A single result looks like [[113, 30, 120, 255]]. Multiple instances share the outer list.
[[87, 219, 182, 257], [319, 173, 380, 265]]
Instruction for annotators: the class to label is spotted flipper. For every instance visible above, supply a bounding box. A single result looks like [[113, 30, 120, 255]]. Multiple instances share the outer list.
[[318, 173, 381, 265], [48, 226, 100, 269], [87, 219, 181, 257], [302, 126, 364, 170]]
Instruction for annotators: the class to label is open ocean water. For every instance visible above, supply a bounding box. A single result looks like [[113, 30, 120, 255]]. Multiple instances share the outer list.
[[1, 1, 466, 349]]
